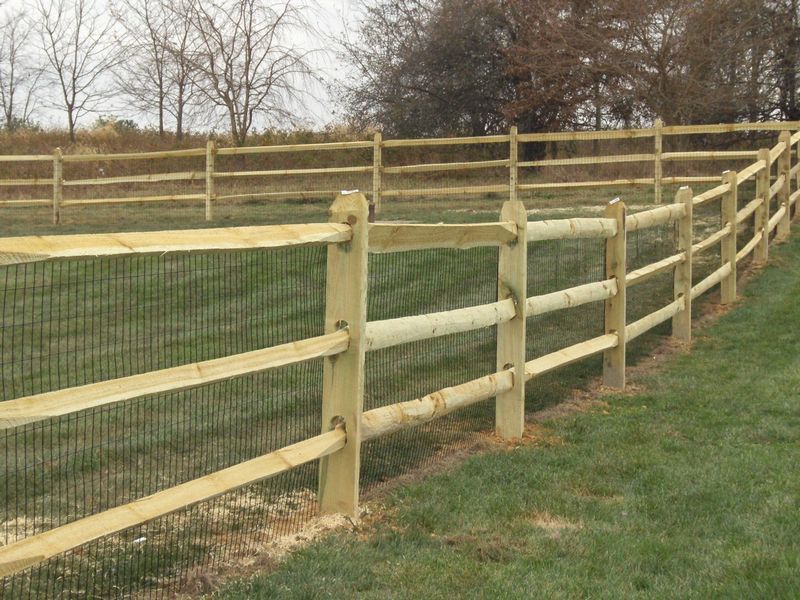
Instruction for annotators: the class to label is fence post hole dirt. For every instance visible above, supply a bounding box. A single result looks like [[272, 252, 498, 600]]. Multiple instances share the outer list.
[[495, 199, 527, 439], [778, 131, 791, 239], [52, 147, 63, 225], [318, 192, 369, 518], [205, 139, 216, 221], [721, 170, 738, 304], [603, 198, 626, 388], [755, 148, 771, 263], [672, 186, 693, 341], [654, 118, 664, 204]]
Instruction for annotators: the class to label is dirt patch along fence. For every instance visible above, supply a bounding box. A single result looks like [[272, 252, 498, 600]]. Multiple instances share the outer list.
[[0, 131, 798, 596], [1, 120, 798, 225]]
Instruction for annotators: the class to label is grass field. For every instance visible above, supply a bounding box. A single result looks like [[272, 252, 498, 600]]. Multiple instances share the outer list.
[[213, 233, 800, 599]]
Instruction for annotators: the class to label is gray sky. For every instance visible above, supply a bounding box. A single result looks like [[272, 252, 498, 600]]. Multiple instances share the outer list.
[[3, 0, 363, 132]]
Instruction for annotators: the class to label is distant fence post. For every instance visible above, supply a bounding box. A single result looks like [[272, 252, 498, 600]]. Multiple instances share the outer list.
[[795, 132, 800, 222], [318, 192, 369, 518], [52, 148, 63, 225], [755, 148, 771, 263], [778, 130, 791, 239], [509, 125, 518, 204], [603, 199, 626, 389], [672, 186, 693, 341], [371, 132, 382, 221], [721, 170, 737, 304], [205, 139, 216, 222], [496, 199, 527, 439], [654, 118, 664, 204]]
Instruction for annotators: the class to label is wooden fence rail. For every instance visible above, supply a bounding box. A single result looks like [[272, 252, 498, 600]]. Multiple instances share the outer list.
[[0, 127, 798, 582], [1, 121, 799, 223]]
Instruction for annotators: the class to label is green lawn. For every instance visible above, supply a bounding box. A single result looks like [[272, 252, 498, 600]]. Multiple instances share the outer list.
[[215, 234, 800, 599]]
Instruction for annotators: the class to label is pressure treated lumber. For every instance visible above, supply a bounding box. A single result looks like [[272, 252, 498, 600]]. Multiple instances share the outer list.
[[769, 174, 785, 200], [0, 199, 50, 207], [0, 177, 54, 186], [216, 190, 353, 202], [770, 141, 787, 163], [496, 200, 527, 439], [216, 140, 373, 155], [373, 132, 382, 214], [63, 172, 203, 186], [692, 224, 732, 255], [736, 231, 763, 262], [205, 140, 216, 221], [518, 153, 654, 168], [525, 333, 619, 380], [673, 187, 693, 341], [383, 134, 509, 147], [0, 330, 349, 429], [693, 182, 731, 205], [625, 203, 685, 231], [736, 160, 766, 184], [368, 222, 516, 252], [768, 205, 788, 232], [777, 131, 791, 239], [662, 121, 799, 135], [0, 154, 52, 162], [691, 263, 732, 300], [525, 279, 618, 317], [381, 159, 508, 174], [61, 194, 205, 206], [736, 197, 764, 224], [603, 200, 626, 389], [213, 166, 373, 178], [0, 427, 347, 579], [60, 148, 206, 161], [721, 171, 738, 304], [662, 151, 758, 161], [381, 184, 509, 198], [526, 217, 617, 242], [364, 299, 516, 352], [626, 298, 685, 341], [625, 252, 685, 287], [518, 178, 654, 191], [518, 129, 653, 142], [0, 223, 351, 265], [52, 148, 62, 225], [654, 118, 663, 204], [755, 148, 771, 263]]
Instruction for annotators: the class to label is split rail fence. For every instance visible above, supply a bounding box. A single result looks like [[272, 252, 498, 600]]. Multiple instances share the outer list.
[[0, 129, 798, 596], [0, 120, 798, 223]]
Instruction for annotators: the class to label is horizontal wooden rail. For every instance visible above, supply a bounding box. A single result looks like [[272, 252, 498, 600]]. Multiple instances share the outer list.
[[518, 129, 653, 142], [768, 205, 787, 232], [382, 159, 508, 174], [361, 370, 514, 440], [626, 252, 685, 287], [626, 298, 686, 341], [61, 148, 206, 162], [364, 299, 516, 352], [64, 172, 203, 186], [0, 154, 52, 162], [0, 426, 347, 578], [769, 174, 785, 199], [790, 162, 800, 178], [0, 177, 54, 186], [0, 331, 349, 429], [626, 203, 685, 231], [518, 178, 654, 192], [524, 333, 618, 380], [383, 135, 509, 148], [213, 166, 373, 178], [61, 193, 205, 206], [0, 223, 351, 265], [691, 263, 732, 300], [736, 197, 764, 223], [526, 217, 617, 242], [736, 231, 763, 262], [0, 199, 50, 207], [790, 189, 800, 206], [518, 153, 654, 168], [662, 176, 724, 185], [791, 130, 800, 145], [216, 140, 374, 155], [216, 189, 361, 202], [526, 279, 617, 317], [662, 151, 758, 161], [693, 182, 731, 205], [770, 142, 787, 163], [368, 222, 516, 252], [692, 224, 732, 255], [381, 184, 509, 198], [662, 121, 800, 135], [735, 160, 766, 184]]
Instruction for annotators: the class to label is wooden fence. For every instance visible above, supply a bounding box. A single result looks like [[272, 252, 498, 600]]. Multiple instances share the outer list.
[[1, 121, 798, 223], [0, 129, 798, 582]]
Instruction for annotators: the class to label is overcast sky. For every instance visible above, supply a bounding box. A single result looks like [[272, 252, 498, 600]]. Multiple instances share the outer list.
[[3, 0, 364, 132]]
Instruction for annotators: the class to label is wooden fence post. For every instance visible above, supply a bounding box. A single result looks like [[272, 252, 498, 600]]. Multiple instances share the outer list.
[[318, 192, 369, 518], [496, 199, 527, 439], [52, 147, 63, 225], [777, 130, 791, 239], [371, 132, 382, 221], [755, 148, 771, 263], [795, 132, 800, 222], [672, 186, 693, 341], [654, 118, 664, 205], [603, 199, 626, 389], [721, 170, 737, 304], [205, 139, 216, 222], [509, 125, 518, 203]]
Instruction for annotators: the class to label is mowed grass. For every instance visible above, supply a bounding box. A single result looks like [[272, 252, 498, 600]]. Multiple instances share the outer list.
[[214, 234, 800, 599]]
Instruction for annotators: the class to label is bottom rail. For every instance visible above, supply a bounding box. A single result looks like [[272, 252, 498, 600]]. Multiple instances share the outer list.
[[691, 263, 732, 300], [626, 298, 685, 342], [737, 232, 763, 263]]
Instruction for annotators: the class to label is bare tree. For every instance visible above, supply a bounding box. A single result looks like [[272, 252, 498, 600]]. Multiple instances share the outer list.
[[35, 0, 119, 142], [188, 0, 315, 146], [0, 10, 40, 130]]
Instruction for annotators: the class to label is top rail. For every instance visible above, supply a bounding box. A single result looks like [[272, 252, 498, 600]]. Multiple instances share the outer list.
[[518, 129, 653, 142], [0, 154, 53, 162], [693, 182, 731, 206], [0, 223, 351, 265], [526, 217, 618, 242], [736, 160, 766, 184], [369, 222, 516, 252], [625, 203, 685, 231], [382, 135, 509, 147], [661, 121, 800, 135], [216, 140, 374, 155], [61, 148, 207, 162]]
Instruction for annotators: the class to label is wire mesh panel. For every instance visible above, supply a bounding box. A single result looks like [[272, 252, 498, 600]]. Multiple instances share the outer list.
[[1, 246, 328, 597], [361, 247, 499, 490]]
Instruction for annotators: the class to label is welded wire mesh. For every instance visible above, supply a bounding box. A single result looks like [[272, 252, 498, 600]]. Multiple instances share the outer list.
[[1, 246, 327, 597], [361, 247, 498, 490]]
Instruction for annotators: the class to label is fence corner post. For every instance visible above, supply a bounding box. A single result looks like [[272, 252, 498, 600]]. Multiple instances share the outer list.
[[52, 147, 63, 225], [755, 148, 771, 263], [721, 170, 737, 304], [603, 198, 626, 389], [509, 125, 519, 204], [496, 199, 527, 439], [318, 191, 369, 518], [672, 186, 693, 342], [654, 118, 664, 205], [371, 132, 382, 221], [778, 130, 791, 239], [205, 139, 216, 222]]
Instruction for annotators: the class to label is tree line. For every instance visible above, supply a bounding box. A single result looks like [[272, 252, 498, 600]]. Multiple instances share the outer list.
[[1, 0, 799, 145]]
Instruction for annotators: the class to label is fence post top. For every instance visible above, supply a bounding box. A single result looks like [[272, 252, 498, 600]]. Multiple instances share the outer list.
[[330, 191, 369, 220]]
